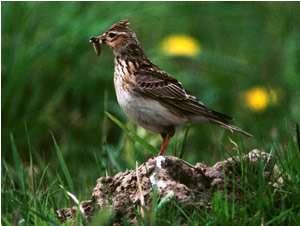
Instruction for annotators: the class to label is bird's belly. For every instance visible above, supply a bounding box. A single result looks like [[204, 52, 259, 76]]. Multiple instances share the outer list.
[[114, 82, 186, 133]]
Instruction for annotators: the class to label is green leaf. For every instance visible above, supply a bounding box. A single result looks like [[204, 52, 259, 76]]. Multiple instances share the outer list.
[[105, 111, 157, 154]]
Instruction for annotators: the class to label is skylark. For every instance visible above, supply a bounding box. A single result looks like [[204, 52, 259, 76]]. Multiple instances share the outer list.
[[90, 20, 251, 155]]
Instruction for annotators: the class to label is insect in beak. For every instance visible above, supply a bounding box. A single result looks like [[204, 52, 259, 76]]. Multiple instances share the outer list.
[[89, 36, 102, 56]]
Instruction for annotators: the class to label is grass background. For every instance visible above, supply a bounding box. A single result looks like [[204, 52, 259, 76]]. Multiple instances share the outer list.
[[2, 2, 300, 225]]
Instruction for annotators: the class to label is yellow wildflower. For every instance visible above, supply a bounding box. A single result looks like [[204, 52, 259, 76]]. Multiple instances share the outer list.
[[161, 34, 201, 57], [243, 86, 279, 112]]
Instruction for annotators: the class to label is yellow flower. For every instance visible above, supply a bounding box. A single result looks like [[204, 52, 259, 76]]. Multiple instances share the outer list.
[[243, 86, 269, 112], [243, 86, 279, 112], [161, 34, 201, 57]]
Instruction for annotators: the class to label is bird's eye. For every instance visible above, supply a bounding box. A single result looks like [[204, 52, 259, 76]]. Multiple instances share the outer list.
[[108, 32, 116, 38]]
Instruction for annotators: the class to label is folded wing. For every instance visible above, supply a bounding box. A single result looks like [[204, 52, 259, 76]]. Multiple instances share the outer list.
[[133, 69, 232, 123]]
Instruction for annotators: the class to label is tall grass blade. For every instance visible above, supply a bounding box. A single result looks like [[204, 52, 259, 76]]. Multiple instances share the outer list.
[[296, 123, 300, 152], [28, 208, 60, 226], [105, 112, 156, 154], [265, 208, 294, 226], [10, 133, 26, 193], [179, 126, 190, 158], [103, 145, 122, 171], [51, 134, 74, 191]]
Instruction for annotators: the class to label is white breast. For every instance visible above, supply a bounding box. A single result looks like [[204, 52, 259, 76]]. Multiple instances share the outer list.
[[113, 73, 187, 133]]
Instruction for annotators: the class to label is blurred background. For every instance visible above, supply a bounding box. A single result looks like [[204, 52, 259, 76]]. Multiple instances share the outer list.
[[2, 2, 300, 204]]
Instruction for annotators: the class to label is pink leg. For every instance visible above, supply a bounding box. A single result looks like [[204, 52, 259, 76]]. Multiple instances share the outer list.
[[159, 134, 171, 155]]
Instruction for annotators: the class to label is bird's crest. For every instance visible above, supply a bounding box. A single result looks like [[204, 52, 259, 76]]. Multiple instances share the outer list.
[[109, 19, 130, 31]]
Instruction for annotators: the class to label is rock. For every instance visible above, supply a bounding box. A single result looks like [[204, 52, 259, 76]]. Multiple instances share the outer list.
[[56, 150, 282, 223]]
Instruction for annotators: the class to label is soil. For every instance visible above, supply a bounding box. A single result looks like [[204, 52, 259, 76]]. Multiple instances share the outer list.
[[56, 150, 282, 224]]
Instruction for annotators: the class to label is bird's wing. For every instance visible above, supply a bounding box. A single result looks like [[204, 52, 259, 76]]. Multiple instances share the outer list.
[[133, 69, 232, 122]]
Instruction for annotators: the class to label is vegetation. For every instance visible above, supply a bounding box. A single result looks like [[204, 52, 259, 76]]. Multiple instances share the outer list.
[[2, 2, 300, 225]]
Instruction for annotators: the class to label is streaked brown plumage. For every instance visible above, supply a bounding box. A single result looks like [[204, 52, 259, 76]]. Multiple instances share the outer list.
[[90, 20, 252, 155]]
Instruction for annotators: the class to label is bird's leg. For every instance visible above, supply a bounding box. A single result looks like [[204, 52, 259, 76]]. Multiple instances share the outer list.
[[159, 127, 175, 156], [159, 134, 170, 156]]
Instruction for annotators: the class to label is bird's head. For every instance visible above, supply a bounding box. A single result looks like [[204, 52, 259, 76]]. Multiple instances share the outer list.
[[90, 20, 138, 55]]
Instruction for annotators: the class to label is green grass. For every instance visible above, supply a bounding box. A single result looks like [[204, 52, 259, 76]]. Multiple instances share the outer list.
[[2, 128, 300, 225], [2, 2, 300, 225]]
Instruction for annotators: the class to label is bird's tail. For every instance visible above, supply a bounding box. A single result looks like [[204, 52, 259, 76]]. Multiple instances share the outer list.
[[199, 109, 252, 137], [209, 118, 253, 137], [187, 101, 252, 137]]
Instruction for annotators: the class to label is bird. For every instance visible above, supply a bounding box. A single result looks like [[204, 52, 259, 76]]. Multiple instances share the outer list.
[[89, 20, 252, 155]]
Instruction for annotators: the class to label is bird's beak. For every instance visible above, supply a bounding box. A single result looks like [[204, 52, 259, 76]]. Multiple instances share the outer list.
[[89, 34, 105, 56]]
